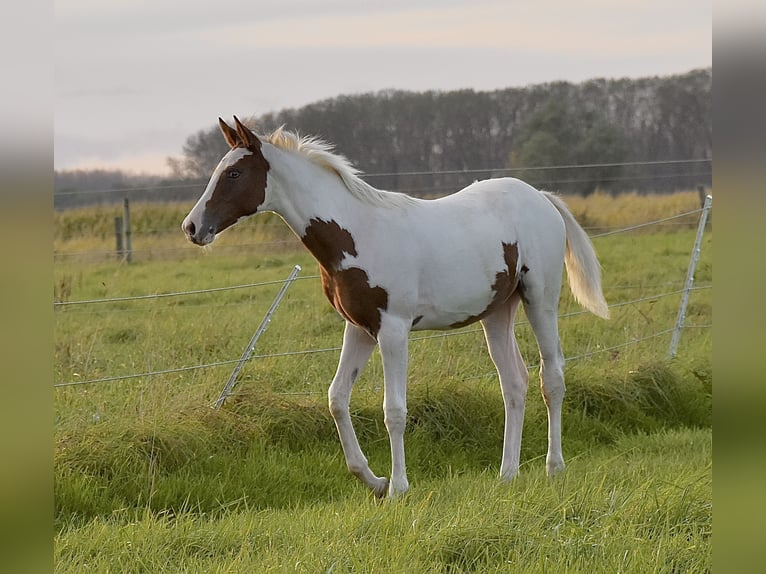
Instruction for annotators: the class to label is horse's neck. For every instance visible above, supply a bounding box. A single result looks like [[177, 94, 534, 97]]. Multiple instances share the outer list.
[[264, 144, 366, 235]]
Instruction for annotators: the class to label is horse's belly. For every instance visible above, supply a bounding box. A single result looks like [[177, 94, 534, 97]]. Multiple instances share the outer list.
[[410, 288, 511, 330], [410, 242, 521, 330]]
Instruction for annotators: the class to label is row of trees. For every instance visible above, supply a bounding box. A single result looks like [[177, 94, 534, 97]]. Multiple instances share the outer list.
[[171, 68, 711, 196], [56, 68, 711, 207]]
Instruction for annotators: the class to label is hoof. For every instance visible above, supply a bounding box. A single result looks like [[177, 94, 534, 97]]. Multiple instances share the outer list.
[[546, 458, 566, 477], [372, 477, 389, 499], [387, 478, 410, 499], [500, 467, 519, 482]]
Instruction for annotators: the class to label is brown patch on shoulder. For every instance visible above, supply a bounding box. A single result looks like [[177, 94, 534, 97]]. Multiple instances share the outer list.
[[450, 242, 520, 328], [302, 218, 388, 337], [300, 218, 358, 270], [206, 149, 270, 232], [321, 267, 389, 336]]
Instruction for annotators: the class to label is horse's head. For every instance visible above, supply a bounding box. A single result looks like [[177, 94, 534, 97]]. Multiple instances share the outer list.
[[182, 116, 270, 246]]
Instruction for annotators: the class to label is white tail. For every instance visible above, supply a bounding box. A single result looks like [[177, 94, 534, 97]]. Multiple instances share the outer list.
[[543, 192, 610, 319]]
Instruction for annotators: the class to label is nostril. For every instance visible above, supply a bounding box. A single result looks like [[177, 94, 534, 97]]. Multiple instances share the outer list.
[[185, 221, 196, 237]]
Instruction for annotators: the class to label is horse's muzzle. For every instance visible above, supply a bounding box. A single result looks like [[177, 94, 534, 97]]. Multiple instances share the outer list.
[[182, 219, 215, 246]]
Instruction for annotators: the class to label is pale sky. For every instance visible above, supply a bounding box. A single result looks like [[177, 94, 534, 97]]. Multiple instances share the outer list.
[[54, 0, 711, 175]]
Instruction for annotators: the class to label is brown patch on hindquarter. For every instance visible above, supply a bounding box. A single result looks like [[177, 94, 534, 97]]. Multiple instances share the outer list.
[[301, 218, 388, 336], [450, 242, 520, 328]]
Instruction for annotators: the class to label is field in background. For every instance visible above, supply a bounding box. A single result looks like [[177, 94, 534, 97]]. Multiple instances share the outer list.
[[54, 190, 712, 572], [53, 190, 704, 263]]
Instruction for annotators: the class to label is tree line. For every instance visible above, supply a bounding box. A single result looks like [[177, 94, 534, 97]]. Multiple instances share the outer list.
[[56, 68, 711, 208]]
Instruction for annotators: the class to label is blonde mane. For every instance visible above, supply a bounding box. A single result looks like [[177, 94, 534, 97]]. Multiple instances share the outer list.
[[265, 127, 418, 209]]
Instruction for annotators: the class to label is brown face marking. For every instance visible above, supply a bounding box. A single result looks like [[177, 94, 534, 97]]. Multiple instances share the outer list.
[[204, 148, 270, 234], [301, 218, 389, 337], [450, 242, 520, 328]]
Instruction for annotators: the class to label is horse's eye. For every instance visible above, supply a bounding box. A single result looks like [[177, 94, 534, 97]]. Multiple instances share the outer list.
[[227, 169, 241, 179]]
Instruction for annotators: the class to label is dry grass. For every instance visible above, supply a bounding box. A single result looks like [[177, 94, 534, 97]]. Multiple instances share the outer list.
[[563, 190, 704, 233], [53, 190, 709, 263]]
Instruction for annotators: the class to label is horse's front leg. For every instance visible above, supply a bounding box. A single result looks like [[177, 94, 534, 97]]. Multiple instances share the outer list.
[[329, 322, 389, 497], [377, 316, 410, 497]]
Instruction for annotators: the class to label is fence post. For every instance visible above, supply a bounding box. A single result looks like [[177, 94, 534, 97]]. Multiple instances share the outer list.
[[214, 265, 302, 409], [697, 185, 706, 208], [122, 198, 132, 263], [114, 216, 123, 260], [669, 195, 712, 358]]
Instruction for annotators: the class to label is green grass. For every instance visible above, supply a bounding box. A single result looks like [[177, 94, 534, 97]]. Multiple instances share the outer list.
[[55, 428, 711, 573], [54, 194, 712, 572]]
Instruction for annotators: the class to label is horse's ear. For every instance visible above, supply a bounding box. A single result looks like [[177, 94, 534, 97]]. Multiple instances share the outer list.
[[233, 115, 262, 150], [219, 118, 240, 149]]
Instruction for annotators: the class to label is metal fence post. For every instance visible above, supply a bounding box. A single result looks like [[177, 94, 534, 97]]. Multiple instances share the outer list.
[[122, 198, 132, 263], [214, 265, 302, 409], [114, 216, 123, 260], [669, 195, 712, 358]]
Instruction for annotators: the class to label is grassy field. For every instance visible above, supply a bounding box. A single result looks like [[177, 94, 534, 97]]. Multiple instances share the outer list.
[[54, 191, 712, 572]]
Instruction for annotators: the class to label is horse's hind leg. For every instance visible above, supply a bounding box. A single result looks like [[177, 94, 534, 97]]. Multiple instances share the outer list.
[[481, 294, 529, 481], [329, 322, 388, 497], [523, 295, 567, 477]]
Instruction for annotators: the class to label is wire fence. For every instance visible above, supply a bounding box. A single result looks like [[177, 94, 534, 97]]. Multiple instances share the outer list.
[[53, 285, 712, 388], [53, 159, 710, 265], [54, 157, 712, 216], [54, 158, 711, 198], [53, 203, 713, 389], [53, 208, 704, 308], [53, 275, 321, 307], [590, 208, 705, 238]]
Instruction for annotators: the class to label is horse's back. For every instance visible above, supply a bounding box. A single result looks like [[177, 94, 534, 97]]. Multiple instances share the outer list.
[[415, 177, 565, 257], [378, 178, 567, 329], [435, 177, 557, 214]]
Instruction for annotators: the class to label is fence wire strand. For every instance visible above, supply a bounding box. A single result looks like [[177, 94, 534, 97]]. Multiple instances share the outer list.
[[591, 207, 703, 238], [54, 275, 320, 307], [53, 285, 711, 388], [54, 158, 711, 197]]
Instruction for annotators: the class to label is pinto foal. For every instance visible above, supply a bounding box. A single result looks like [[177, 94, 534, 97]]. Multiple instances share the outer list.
[[183, 117, 608, 498]]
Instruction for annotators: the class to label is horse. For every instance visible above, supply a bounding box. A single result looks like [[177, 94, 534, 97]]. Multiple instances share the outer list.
[[182, 116, 609, 498]]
